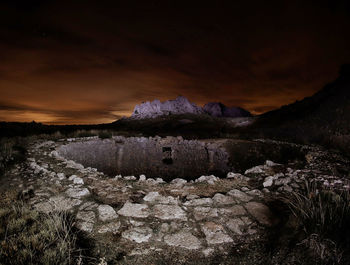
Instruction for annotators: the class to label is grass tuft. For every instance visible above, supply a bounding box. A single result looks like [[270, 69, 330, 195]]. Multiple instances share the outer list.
[[283, 181, 350, 264]]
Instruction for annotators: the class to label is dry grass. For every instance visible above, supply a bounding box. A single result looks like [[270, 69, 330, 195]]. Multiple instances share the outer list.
[[282, 181, 350, 264], [0, 202, 81, 265]]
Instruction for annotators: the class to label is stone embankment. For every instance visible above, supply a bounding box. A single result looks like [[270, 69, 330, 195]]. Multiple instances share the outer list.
[[5, 137, 350, 264]]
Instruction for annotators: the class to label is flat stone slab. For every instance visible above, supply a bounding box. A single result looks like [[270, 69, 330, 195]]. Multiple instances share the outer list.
[[201, 221, 233, 245], [122, 227, 153, 243], [153, 204, 187, 220], [118, 202, 150, 218], [164, 230, 202, 250], [98, 204, 118, 221]]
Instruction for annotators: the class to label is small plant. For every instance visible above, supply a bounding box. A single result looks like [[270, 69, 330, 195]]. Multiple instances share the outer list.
[[283, 181, 350, 264]]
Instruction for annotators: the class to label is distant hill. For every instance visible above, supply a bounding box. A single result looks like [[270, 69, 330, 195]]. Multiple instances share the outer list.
[[203, 102, 251, 118], [0, 121, 103, 138]]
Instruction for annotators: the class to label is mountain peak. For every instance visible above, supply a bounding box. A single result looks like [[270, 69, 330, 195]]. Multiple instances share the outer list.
[[130, 96, 251, 119], [131, 96, 204, 119]]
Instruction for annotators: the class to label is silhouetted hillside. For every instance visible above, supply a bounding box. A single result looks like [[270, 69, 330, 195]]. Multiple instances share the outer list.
[[253, 64, 350, 153]]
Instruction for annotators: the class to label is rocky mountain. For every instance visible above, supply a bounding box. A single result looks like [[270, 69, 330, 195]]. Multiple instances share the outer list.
[[204, 102, 252, 118], [131, 96, 251, 119], [132, 96, 204, 119]]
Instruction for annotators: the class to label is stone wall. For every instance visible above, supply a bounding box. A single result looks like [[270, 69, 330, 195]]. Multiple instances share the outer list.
[[57, 136, 230, 180]]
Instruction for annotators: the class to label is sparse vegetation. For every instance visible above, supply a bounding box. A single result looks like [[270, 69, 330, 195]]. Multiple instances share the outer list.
[[0, 138, 26, 176], [0, 202, 81, 265], [97, 130, 113, 139], [74, 130, 98, 138]]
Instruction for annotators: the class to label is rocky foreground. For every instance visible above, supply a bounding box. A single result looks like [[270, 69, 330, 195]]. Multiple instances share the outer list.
[[3, 137, 350, 264]]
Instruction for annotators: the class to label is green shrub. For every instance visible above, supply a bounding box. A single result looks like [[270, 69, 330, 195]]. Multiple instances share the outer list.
[[0, 203, 81, 265]]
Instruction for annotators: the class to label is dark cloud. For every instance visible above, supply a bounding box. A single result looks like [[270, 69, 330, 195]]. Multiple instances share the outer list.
[[0, 0, 350, 124], [137, 41, 175, 57]]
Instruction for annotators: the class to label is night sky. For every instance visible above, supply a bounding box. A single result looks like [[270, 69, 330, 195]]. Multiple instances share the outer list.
[[1, 0, 350, 124]]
